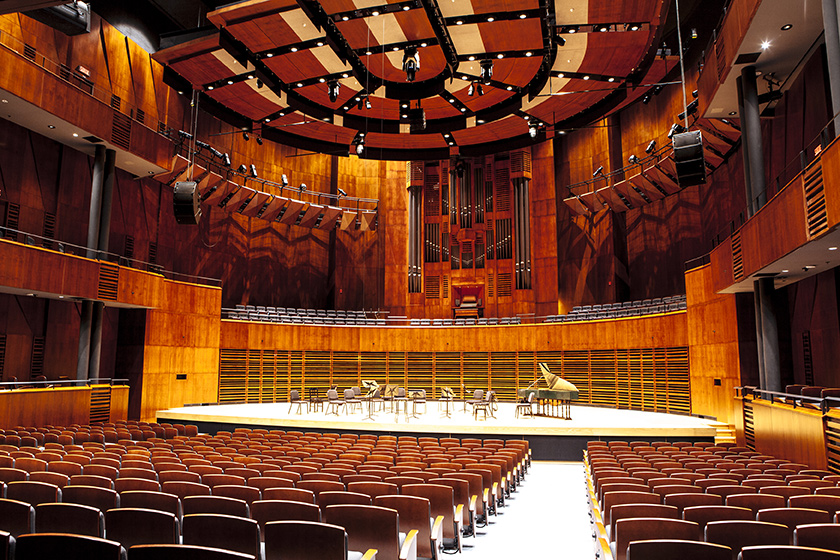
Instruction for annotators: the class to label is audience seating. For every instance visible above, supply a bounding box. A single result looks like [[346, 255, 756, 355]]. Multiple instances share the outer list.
[[34, 502, 104, 538], [738, 545, 840, 559], [263, 520, 374, 560], [625, 539, 731, 560], [181, 513, 261, 559], [129, 544, 255, 560], [15, 533, 125, 560], [324, 504, 417, 560]]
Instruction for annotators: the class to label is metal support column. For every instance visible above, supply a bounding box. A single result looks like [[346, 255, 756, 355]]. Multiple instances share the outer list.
[[823, 0, 840, 132], [757, 277, 781, 392], [740, 66, 767, 216]]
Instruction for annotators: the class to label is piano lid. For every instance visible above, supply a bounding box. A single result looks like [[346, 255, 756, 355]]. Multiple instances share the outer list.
[[538, 362, 578, 392]]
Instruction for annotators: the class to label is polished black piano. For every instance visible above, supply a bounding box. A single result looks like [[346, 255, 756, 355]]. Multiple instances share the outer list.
[[517, 363, 579, 419]]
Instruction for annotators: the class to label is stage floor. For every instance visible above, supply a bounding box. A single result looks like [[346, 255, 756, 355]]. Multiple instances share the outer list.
[[157, 400, 717, 440]]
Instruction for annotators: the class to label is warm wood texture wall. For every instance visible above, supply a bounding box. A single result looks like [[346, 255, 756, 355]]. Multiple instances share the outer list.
[[685, 264, 743, 425], [137, 280, 221, 422], [0, 385, 128, 429]]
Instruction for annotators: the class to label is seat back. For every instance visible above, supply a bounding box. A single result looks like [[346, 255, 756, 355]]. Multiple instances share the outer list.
[[182, 513, 261, 559], [6, 481, 61, 506], [35, 502, 104, 537], [609, 503, 678, 539], [324, 504, 400, 560], [756, 507, 832, 535], [263, 520, 347, 560], [318, 491, 371, 513], [262, 487, 315, 503], [15, 533, 125, 560], [251, 500, 321, 536], [794, 523, 840, 552], [625, 539, 731, 560], [738, 545, 840, 559], [0, 498, 34, 536], [105, 508, 180, 549], [788, 495, 840, 513], [683, 505, 753, 531], [375, 494, 435, 558], [160, 481, 211, 500], [63, 485, 119, 512], [120, 491, 182, 519], [613, 518, 700, 560], [402, 483, 458, 541], [182, 495, 248, 518], [602, 491, 661, 526], [128, 544, 254, 560], [346, 481, 398, 499], [705, 520, 790, 560]]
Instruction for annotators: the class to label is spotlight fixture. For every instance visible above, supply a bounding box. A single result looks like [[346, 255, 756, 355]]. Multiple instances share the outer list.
[[642, 94, 651, 104], [592, 166, 604, 177], [557, 36, 566, 47], [299, 183, 307, 192], [667, 122, 686, 138], [178, 130, 193, 140], [692, 89, 699, 99], [354, 138, 365, 155], [256, 137, 263, 146], [691, 28, 698, 39], [678, 98, 699, 120], [480, 59, 493, 84], [249, 164, 258, 178], [209, 147, 223, 159], [256, 79, 263, 89], [195, 140, 210, 150], [652, 84, 664, 95], [237, 164, 247, 173], [477, 84, 484, 96], [528, 125, 537, 138], [281, 174, 289, 187], [468, 82, 474, 97], [402, 47, 419, 82], [338, 188, 348, 197], [242, 131, 250, 141], [223, 153, 232, 166], [628, 155, 641, 165], [365, 98, 372, 110], [328, 79, 340, 102], [645, 140, 657, 154]]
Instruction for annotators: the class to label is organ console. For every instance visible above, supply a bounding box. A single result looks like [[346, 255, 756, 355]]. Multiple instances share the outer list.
[[517, 363, 579, 420]]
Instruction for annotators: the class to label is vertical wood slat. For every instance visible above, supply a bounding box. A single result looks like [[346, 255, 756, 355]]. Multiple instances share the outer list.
[[217, 346, 691, 414]]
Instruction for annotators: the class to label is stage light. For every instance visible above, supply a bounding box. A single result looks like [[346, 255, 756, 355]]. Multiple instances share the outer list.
[[557, 36, 566, 47], [338, 188, 347, 197], [242, 131, 250, 141], [477, 84, 484, 96], [645, 140, 657, 154], [529, 126, 537, 138], [299, 183, 307, 192], [402, 47, 419, 82], [178, 130, 193, 140], [328, 79, 340, 102], [281, 174, 289, 187], [365, 98, 372, 110], [237, 164, 247, 173], [195, 140, 210, 150], [256, 79, 263, 89], [223, 153, 231, 166], [642, 94, 651, 104], [249, 164, 258, 178], [468, 82, 474, 97], [593, 166, 604, 177], [667, 122, 685, 138], [628, 155, 641, 165], [480, 59, 493, 84], [692, 89, 699, 99]]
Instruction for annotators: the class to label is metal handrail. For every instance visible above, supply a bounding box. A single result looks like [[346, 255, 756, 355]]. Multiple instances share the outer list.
[[0, 378, 129, 389], [736, 386, 833, 413], [0, 225, 221, 288]]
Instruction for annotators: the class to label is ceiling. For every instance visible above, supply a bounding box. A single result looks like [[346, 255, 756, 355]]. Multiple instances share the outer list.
[[153, 0, 678, 159]]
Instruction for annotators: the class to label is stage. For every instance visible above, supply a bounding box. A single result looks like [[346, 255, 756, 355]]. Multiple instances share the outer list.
[[157, 400, 718, 461]]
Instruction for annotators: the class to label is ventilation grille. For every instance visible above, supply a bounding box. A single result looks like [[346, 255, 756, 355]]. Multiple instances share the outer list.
[[5, 203, 20, 242], [89, 385, 111, 423], [135, 108, 145, 125], [497, 272, 512, 297], [495, 167, 511, 211], [803, 159, 827, 239], [803, 331, 813, 386], [43, 212, 56, 249], [510, 149, 532, 179], [426, 275, 440, 299], [219, 349, 248, 403], [149, 241, 158, 264], [462, 241, 473, 269], [488, 273, 494, 297], [110, 95, 121, 111], [743, 399, 755, 450], [409, 161, 424, 185], [23, 43, 35, 60], [124, 235, 134, 260], [826, 415, 840, 474], [97, 263, 120, 301], [731, 230, 744, 281], [424, 174, 440, 216], [30, 336, 45, 378], [442, 274, 449, 299], [111, 112, 132, 151], [0, 334, 5, 377]]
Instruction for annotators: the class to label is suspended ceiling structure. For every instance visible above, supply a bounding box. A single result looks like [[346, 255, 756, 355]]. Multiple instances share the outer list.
[[154, 0, 670, 160]]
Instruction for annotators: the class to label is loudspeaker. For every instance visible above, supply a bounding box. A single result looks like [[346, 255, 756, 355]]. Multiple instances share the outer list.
[[173, 181, 201, 225], [672, 130, 706, 186]]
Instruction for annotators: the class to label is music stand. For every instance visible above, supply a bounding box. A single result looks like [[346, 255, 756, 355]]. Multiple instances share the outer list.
[[440, 387, 454, 418], [362, 380, 379, 420]]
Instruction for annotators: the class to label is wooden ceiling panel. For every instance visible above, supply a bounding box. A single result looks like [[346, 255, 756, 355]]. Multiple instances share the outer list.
[[454, 88, 515, 113], [492, 58, 543, 87], [227, 15, 300, 53], [152, 34, 220, 65], [361, 46, 447, 83], [588, 0, 663, 24], [579, 32, 650, 76], [208, 0, 298, 27], [170, 52, 232, 86], [392, 11, 437, 41], [265, 51, 329, 83], [209, 83, 283, 120], [366, 132, 447, 149], [470, 0, 540, 14], [478, 21, 543, 52]]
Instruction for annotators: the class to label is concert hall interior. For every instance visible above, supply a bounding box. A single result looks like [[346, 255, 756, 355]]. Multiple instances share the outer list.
[[3, 0, 840, 558]]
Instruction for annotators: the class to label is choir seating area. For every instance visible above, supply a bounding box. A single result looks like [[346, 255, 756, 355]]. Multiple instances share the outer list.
[[545, 295, 688, 323], [0, 425, 530, 560], [586, 440, 840, 560]]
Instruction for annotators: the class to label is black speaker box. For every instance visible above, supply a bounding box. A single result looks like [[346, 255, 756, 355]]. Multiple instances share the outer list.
[[672, 130, 706, 186], [173, 181, 201, 225]]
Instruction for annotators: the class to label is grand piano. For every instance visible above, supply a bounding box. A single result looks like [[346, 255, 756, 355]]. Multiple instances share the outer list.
[[517, 363, 579, 420]]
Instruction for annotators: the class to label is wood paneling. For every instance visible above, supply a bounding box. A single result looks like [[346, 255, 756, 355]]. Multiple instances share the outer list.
[[747, 398, 828, 469], [685, 263, 742, 425], [0, 386, 90, 429]]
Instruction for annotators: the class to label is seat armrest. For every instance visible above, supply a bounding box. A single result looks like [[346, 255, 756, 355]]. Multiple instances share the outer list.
[[469, 495, 477, 513], [362, 549, 378, 560], [431, 514, 444, 550], [399, 529, 418, 560], [453, 505, 463, 553], [491, 482, 499, 498], [482, 489, 489, 505]]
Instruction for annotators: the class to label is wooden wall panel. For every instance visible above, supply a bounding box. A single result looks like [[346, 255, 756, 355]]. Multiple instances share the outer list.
[[531, 140, 560, 317], [685, 263, 742, 425], [0, 386, 90, 429], [139, 279, 222, 421], [750, 399, 827, 469], [786, 270, 840, 388]]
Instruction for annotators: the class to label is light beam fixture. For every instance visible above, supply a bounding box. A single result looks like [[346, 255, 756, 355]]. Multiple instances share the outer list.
[[402, 47, 419, 82], [645, 140, 657, 154], [480, 59, 493, 84], [328, 79, 340, 102], [593, 166, 604, 177]]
